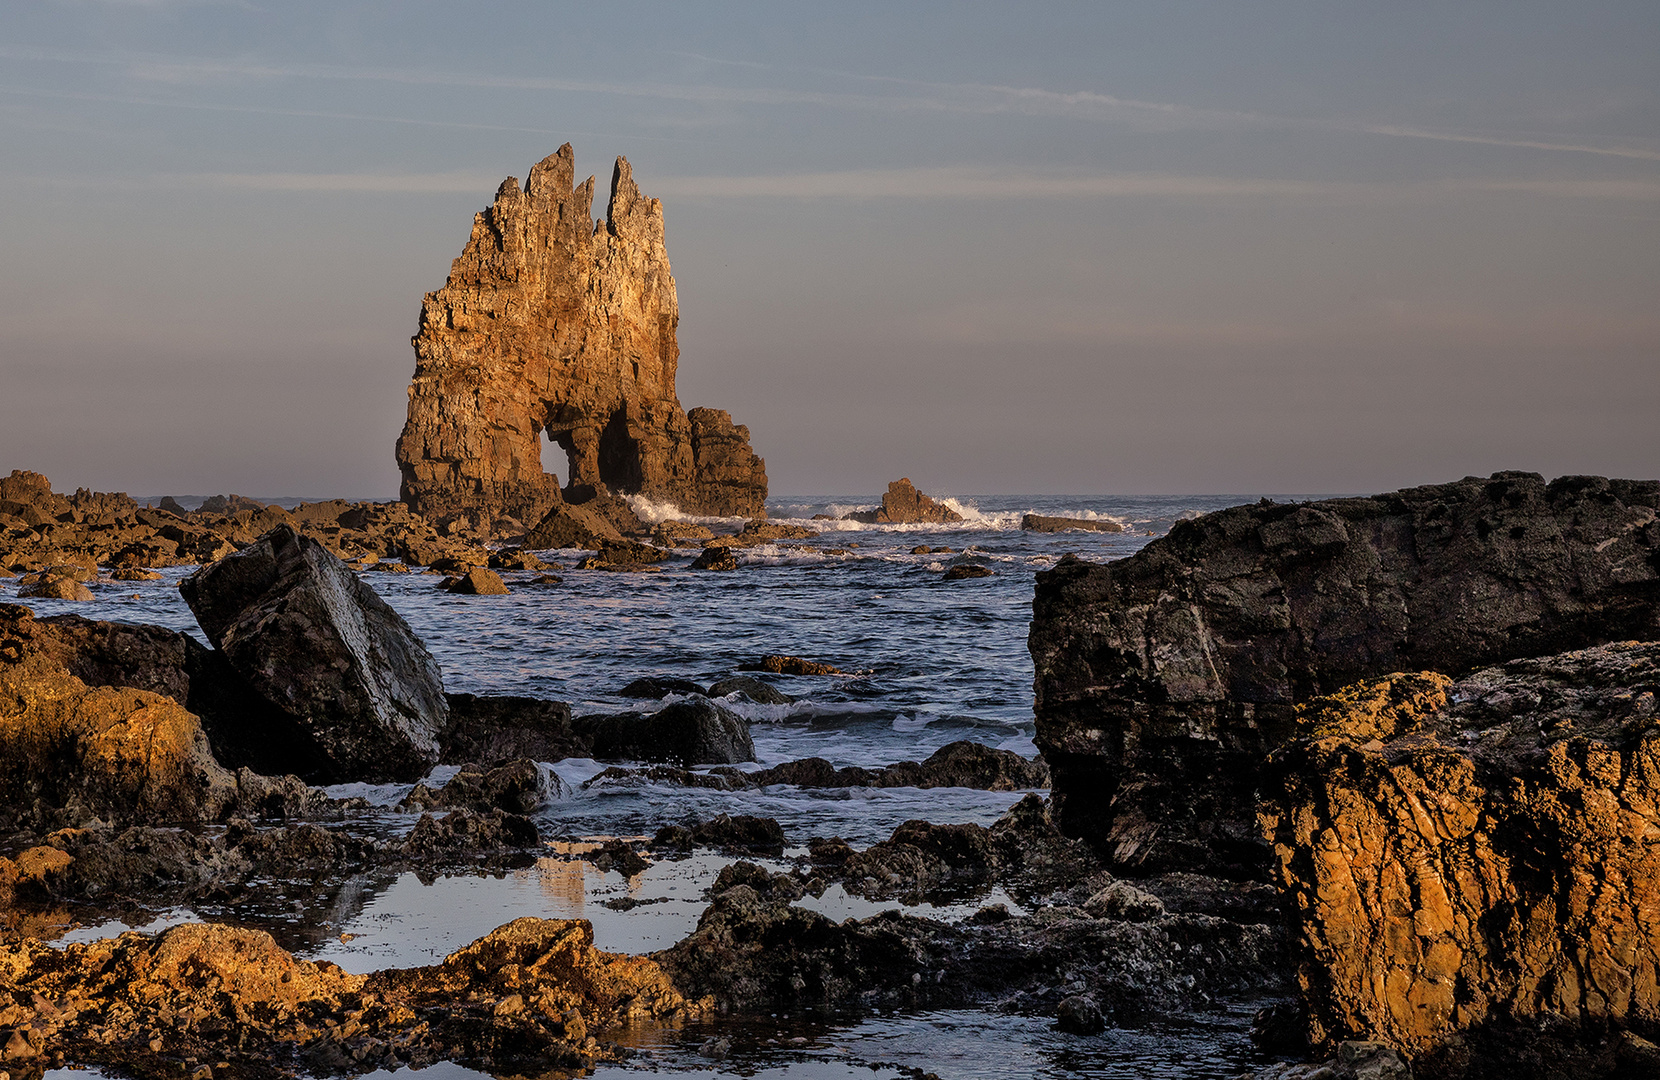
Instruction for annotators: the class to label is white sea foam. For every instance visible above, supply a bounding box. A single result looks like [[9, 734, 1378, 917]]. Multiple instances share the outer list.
[[619, 493, 749, 527]]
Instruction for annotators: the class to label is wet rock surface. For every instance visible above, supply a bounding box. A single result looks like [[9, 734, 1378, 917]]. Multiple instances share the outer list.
[[181, 526, 449, 784], [1030, 471, 1660, 878], [1259, 643, 1660, 1070], [394, 146, 766, 524], [580, 696, 756, 766], [438, 692, 584, 767]]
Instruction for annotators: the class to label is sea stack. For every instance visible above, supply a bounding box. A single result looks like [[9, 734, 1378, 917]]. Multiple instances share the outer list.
[[396, 145, 768, 527]]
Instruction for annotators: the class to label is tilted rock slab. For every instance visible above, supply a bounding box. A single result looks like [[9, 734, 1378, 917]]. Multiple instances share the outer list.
[[1029, 472, 1660, 877], [181, 525, 448, 783], [395, 145, 767, 526], [1259, 644, 1660, 1067], [844, 478, 963, 524]]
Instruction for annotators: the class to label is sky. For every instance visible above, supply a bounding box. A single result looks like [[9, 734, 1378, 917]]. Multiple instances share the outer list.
[[1, 1, 1657, 499]]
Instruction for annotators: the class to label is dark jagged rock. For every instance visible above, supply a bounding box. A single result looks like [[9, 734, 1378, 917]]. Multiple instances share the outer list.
[[690, 545, 738, 571], [180, 526, 449, 783], [1030, 472, 1660, 877], [395, 145, 766, 524], [581, 696, 755, 766], [440, 693, 585, 766], [752, 741, 1047, 791], [942, 563, 993, 581], [843, 478, 963, 525], [402, 760, 558, 815], [1259, 643, 1660, 1068], [654, 856, 1284, 1021], [652, 814, 785, 855]]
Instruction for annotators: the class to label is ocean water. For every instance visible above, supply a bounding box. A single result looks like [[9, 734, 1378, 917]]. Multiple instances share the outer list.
[[13, 493, 1303, 1079]]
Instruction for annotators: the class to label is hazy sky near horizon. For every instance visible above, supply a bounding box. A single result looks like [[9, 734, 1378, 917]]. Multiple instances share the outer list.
[[2, 1, 1657, 499]]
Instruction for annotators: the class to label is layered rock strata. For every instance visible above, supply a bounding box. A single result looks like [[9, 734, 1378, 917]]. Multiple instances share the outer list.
[[1260, 644, 1660, 1070], [1029, 472, 1660, 877], [395, 146, 767, 525]]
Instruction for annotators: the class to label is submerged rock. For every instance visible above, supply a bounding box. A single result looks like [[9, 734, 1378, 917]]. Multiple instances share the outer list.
[[1030, 472, 1660, 877], [1259, 642, 1660, 1067], [843, 478, 963, 525], [442, 566, 510, 595], [942, 563, 994, 580], [395, 145, 766, 524], [743, 654, 844, 677], [619, 676, 706, 699], [180, 525, 449, 783], [706, 675, 794, 705]]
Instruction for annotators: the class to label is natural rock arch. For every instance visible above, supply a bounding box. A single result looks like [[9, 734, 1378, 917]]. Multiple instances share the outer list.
[[396, 146, 767, 526]]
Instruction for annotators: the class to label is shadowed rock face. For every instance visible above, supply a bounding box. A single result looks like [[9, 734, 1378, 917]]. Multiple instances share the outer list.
[[1260, 644, 1660, 1066], [180, 526, 449, 784], [396, 145, 766, 525], [1029, 472, 1660, 878]]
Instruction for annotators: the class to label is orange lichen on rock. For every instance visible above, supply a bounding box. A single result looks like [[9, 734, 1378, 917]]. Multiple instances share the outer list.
[[0, 917, 701, 1075], [1260, 643, 1660, 1062]]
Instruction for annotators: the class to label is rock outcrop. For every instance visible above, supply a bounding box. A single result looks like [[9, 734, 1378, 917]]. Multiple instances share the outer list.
[[1259, 643, 1660, 1069], [581, 696, 755, 766], [0, 605, 239, 827], [1029, 472, 1660, 877], [180, 526, 449, 783], [395, 145, 767, 526], [0, 917, 697, 1076], [844, 478, 963, 525]]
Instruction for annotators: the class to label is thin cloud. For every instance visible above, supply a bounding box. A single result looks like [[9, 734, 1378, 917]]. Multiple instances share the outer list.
[[653, 167, 1660, 203], [8, 42, 1660, 162]]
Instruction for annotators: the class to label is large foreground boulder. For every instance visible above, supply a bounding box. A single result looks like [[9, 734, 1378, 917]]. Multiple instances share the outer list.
[[1030, 472, 1660, 877], [180, 525, 448, 783], [1260, 643, 1660, 1073]]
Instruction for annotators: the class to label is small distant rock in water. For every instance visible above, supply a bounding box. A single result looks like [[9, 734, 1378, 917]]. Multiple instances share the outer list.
[[1021, 513, 1124, 534], [691, 546, 738, 571], [943, 564, 994, 580], [443, 567, 510, 595], [843, 478, 963, 525], [619, 676, 706, 699], [488, 547, 547, 571], [528, 573, 564, 586], [743, 654, 843, 676], [707, 675, 794, 705], [1056, 995, 1106, 1035], [18, 576, 94, 601]]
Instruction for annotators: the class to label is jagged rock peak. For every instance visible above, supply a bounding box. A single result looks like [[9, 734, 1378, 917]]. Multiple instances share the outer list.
[[396, 145, 767, 528]]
